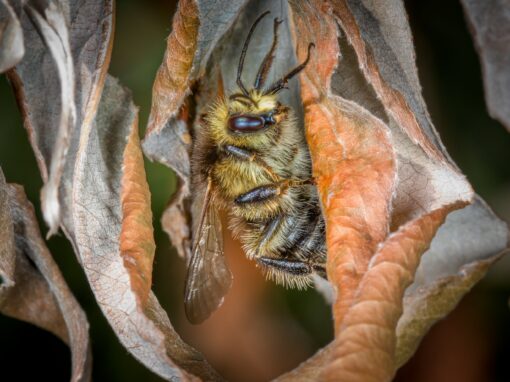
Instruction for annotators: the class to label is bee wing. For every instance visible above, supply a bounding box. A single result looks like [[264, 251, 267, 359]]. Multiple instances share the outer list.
[[184, 178, 232, 324]]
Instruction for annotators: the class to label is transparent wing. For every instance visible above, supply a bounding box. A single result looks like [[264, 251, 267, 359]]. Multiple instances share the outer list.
[[184, 178, 233, 324]]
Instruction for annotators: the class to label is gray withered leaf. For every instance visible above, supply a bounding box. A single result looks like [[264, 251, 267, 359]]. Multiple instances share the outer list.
[[145, 0, 508, 381], [71, 74, 222, 381], [8, 0, 113, 238], [0, 0, 24, 73], [461, 0, 510, 132], [0, 168, 91, 382]]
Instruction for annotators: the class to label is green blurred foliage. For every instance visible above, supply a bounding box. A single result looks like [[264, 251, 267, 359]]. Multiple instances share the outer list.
[[0, 0, 508, 381]]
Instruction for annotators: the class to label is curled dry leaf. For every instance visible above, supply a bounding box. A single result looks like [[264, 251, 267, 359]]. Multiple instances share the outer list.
[[8, 0, 113, 237], [461, 0, 510, 132], [395, 197, 509, 366], [8, 0, 224, 379], [281, 1, 507, 380], [0, 0, 24, 73], [17, 0, 76, 235], [145, 0, 508, 381], [0, 169, 91, 382], [72, 75, 221, 381]]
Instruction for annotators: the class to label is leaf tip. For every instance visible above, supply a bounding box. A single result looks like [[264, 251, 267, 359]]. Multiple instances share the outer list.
[[41, 182, 61, 238]]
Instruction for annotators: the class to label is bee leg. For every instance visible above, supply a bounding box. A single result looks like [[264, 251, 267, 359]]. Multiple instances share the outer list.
[[223, 144, 255, 161], [235, 184, 280, 204], [235, 178, 315, 205], [256, 257, 313, 276], [279, 178, 315, 189]]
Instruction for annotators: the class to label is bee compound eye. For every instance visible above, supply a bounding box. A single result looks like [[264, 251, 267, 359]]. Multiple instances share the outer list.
[[228, 115, 265, 133]]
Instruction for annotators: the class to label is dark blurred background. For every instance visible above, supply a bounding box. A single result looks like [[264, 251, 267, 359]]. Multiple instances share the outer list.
[[0, 1, 509, 381]]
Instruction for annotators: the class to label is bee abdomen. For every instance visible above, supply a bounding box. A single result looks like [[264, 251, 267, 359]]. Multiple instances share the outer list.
[[277, 206, 326, 262], [241, 196, 326, 268]]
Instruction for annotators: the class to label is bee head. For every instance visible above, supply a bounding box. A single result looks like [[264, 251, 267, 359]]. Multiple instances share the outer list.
[[226, 91, 282, 134], [205, 92, 291, 149], [206, 11, 312, 147]]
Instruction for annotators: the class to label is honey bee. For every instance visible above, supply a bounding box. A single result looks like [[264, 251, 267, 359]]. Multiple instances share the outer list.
[[184, 11, 326, 324]]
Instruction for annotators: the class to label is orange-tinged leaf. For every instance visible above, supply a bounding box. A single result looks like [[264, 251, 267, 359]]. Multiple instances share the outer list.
[[323, 205, 461, 382], [277, 0, 508, 380], [290, 0, 396, 332], [120, 115, 156, 306], [72, 75, 221, 381], [146, 0, 199, 137], [306, 96, 396, 329]]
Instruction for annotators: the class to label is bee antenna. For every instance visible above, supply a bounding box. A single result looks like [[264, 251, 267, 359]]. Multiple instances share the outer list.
[[254, 17, 283, 90], [237, 11, 271, 96], [265, 43, 315, 95]]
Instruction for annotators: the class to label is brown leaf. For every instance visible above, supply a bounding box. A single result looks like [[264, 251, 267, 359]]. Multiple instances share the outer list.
[[72, 75, 221, 381], [0, 0, 24, 73], [322, 206, 460, 382], [0, 169, 91, 382], [461, 0, 510, 132], [8, 0, 113, 236], [290, 1, 397, 329], [279, 1, 508, 380]]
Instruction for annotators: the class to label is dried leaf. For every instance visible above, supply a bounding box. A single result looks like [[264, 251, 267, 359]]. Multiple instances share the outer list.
[[0, 0, 24, 73], [322, 206, 460, 381], [396, 197, 509, 366], [0, 169, 91, 382], [8, 0, 113, 237], [461, 0, 510, 132], [21, 1, 76, 235], [281, 1, 508, 380], [72, 75, 221, 381]]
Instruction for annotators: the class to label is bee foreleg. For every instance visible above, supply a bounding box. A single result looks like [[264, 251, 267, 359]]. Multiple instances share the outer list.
[[256, 257, 312, 276]]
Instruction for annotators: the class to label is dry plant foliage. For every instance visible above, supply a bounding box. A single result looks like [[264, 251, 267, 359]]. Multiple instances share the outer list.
[[0, 0, 509, 381]]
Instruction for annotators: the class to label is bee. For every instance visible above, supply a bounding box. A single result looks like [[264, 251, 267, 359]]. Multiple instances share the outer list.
[[184, 11, 326, 324]]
